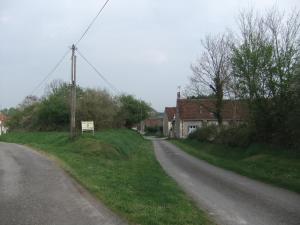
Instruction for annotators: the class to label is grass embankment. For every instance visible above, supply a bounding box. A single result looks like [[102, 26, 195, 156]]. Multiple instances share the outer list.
[[0, 130, 213, 225], [171, 139, 300, 193]]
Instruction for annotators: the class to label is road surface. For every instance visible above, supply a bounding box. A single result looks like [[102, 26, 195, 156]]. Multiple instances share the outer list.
[[0, 142, 127, 225], [152, 139, 300, 225]]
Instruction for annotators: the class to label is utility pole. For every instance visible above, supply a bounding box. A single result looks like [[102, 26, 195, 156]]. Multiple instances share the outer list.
[[70, 44, 77, 139], [140, 99, 144, 133]]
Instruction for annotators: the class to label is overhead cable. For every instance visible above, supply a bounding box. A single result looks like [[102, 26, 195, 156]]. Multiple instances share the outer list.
[[75, 0, 111, 46], [30, 49, 70, 95], [76, 49, 120, 94], [29, 0, 112, 96]]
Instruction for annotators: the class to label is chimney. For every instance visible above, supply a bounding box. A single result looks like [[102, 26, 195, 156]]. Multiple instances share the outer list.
[[177, 91, 181, 99]]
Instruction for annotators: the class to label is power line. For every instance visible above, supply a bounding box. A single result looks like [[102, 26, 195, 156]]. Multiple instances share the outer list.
[[29, 0, 112, 96], [75, 0, 111, 46], [76, 49, 120, 94], [30, 49, 70, 95]]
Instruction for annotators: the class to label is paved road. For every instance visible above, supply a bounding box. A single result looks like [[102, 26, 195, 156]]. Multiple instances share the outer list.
[[0, 142, 127, 225], [153, 139, 300, 225]]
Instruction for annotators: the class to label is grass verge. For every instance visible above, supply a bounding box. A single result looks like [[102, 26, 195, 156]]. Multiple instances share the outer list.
[[171, 139, 300, 193], [0, 130, 213, 225]]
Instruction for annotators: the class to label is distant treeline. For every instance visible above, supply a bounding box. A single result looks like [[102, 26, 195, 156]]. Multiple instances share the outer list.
[[2, 80, 152, 131]]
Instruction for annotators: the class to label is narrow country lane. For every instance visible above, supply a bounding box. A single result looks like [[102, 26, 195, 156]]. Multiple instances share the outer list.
[[152, 139, 300, 225], [0, 142, 127, 225]]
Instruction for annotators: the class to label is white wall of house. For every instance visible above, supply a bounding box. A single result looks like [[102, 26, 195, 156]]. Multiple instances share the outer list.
[[178, 119, 231, 138], [180, 120, 203, 138], [163, 114, 170, 136], [207, 120, 218, 126], [175, 116, 181, 138], [167, 122, 172, 136], [222, 121, 230, 126]]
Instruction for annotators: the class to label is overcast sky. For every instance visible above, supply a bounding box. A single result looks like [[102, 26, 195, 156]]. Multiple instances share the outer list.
[[1, 0, 299, 111]]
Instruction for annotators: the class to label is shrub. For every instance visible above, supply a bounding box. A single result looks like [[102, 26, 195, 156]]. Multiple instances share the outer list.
[[188, 125, 218, 142], [215, 125, 254, 147]]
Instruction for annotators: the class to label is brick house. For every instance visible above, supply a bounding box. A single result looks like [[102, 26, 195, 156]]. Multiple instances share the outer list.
[[163, 92, 247, 138], [139, 116, 163, 133], [144, 118, 163, 127]]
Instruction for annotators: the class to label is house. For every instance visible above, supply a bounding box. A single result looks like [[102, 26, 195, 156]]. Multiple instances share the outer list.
[[0, 113, 8, 135], [144, 117, 163, 128], [139, 114, 164, 134], [163, 92, 247, 138], [163, 107, 176, 137]]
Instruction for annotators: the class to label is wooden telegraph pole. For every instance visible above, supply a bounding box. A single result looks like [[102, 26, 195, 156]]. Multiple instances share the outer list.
[[70, 44, 77, 138]]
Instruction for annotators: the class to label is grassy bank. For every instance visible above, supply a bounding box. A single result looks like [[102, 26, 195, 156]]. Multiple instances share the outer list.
[[171, 139, 300, 193], [0, 130, 213, 225]]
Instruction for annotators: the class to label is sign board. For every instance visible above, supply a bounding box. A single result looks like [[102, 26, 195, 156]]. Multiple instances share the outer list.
[[81, 121, 95, 135]]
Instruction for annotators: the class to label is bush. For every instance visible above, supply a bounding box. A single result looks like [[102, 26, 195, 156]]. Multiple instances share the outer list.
[[189, 124, 254, 148], [76, 89, 119, 130], [215, 125, 254, 147], [188, 125, 218, 142]]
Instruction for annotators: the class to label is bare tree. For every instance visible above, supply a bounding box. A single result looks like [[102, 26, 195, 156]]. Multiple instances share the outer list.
[[45, 79, 68, 96], [19, 95, 39, 110], [189, 33, 232, 125]]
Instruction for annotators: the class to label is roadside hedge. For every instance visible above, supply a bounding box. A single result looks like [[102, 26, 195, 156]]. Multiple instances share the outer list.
[[189, 124, 254, 148]]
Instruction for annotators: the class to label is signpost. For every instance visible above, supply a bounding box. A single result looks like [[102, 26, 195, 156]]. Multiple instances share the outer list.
[[81, 121, 95, 135]]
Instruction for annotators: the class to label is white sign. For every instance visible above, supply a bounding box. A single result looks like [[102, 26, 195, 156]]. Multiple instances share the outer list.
[[81, 121, 95, 135]]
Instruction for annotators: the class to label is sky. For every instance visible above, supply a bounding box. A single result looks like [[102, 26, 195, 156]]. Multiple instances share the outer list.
[[1, 0, 299, 112]]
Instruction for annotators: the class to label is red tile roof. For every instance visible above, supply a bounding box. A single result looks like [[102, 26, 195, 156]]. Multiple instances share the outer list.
[[144, 118, 163, 127], [177, 99, 247, 121], [164, 107, 176, 121]]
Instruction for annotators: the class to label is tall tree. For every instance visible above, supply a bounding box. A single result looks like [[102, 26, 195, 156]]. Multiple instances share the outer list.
[[266, 8, 300, 142], [117, 95, 152, 128], [231, 8, 300, 144]]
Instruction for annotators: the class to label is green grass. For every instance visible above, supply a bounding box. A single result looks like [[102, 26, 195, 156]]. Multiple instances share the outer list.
[[171, 139, 300, 193], [0, 130, 213, 225]]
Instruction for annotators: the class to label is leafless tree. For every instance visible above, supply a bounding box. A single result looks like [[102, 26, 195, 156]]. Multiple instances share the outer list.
[[189, 33, 232, 125], [19, 95, 39, 110], [45, 79, 68, 96]]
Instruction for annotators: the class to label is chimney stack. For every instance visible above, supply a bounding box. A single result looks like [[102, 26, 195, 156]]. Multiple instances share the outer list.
[[177, 91, 181, 99]]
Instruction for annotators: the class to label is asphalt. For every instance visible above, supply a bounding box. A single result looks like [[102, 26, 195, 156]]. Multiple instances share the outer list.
[[0, 142, 127, 225], [152, 139, 300, 225]]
